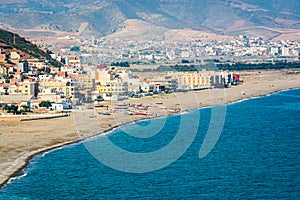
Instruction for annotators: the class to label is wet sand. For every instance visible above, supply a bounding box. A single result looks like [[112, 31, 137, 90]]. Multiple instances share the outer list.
[[1, 69, 300, 187]]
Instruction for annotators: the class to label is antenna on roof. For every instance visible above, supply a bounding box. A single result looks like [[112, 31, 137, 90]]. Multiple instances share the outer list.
[[13, 33, 16, 45], [92, 23, 95, 46]]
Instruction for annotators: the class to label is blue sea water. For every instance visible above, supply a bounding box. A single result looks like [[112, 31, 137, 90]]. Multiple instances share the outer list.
[[1, 89, 300, 199]]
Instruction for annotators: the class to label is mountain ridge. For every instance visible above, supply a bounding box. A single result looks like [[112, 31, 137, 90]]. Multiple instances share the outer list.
[[0, 0, 299, 37]]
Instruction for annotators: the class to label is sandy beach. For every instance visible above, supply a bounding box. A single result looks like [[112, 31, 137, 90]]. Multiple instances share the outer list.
[[0, 69, 300, 187]]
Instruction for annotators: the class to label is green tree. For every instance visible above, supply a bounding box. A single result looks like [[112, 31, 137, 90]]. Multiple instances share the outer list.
[[4, 104, 9, 111], [70, 46, 80, 52], [4, 105, 19, 114], [96, 95, 104, 101], [39, 101, 52, 109], [21, 105, 31, 112], [11, 105, 19, 114]]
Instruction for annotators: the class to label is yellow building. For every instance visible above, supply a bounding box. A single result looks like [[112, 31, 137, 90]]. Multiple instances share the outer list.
[[9, 80, 38, 96], [27, 59, 45, 69], [177, 71, 226, 90], [20, 81, 38, 96], [178, 72, 212, 89], [96, 81, 128, 95]]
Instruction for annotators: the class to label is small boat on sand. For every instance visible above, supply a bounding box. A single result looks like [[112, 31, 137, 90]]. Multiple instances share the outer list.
[[138, 106, 148, 110], [125, 111, 134, 115], [167, 108, 180, 113], [99, 111, 111, 115], [132, 111, 152, 116]]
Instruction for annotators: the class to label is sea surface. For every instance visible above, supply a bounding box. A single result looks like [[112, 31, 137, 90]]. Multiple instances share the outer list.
[[1, 89, 300, 199]]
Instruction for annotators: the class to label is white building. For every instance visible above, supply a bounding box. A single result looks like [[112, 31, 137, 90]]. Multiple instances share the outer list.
[[281, 47, 290, 56]]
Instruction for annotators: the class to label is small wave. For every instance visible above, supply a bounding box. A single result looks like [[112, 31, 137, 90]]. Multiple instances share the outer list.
[[4, 172, 28, 187], [39, 146, 64, 157], [227, 97, 254, 105], [82, 128, 117, 142], [179, 111, 189, 115]]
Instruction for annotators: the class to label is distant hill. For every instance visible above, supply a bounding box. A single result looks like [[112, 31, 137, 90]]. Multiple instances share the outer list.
[[0, 0, 299, 37], [104, 19, 236, 43], [0, 28, 62, 67]]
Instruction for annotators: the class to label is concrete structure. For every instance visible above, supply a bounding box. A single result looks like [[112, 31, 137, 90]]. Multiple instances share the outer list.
[[51, 99, 72, 110], [177, 71, 228, 90], [27, 59, 45, 69], [97, 81, 128, 95], [9, 52, 20, 64], [177, 72, 212, 90], [8, 80, 38, 96], [281, 47, 290, 56], [39, 80, 75, 98]]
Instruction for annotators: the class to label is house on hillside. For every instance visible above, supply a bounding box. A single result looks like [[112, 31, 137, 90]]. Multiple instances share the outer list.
[[0, 49, 7, 63], [9, 52, 20, 64], [8, 80, 38, 96], [17, 60, 29, 73], [27, 59, 45, 69]]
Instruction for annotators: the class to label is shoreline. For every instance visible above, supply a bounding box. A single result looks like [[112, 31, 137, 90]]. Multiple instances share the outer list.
[[1, 69, 300, 188]]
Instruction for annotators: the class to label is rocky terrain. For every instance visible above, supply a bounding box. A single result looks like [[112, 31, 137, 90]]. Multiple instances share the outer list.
[[0, 0, 299, 38]]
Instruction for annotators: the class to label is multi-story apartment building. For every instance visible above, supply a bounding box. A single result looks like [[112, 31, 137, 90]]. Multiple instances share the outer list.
[[97, 81, 128, 95], [39, 79, 75, 98], [96, 81, 128, 100], [177, 71, 225, 90], [9, 80, 38, 96], [27, 59, 45, 69]]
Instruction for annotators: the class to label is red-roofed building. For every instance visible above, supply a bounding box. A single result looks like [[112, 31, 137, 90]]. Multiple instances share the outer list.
[[96, 64, 107, 70], [67, 74, 79, 79], [56, 71, 67, 77], [0, 53, 6, 63], [10, 79, 19, 85]]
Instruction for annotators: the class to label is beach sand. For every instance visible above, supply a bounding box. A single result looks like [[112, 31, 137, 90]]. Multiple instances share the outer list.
[[1, 69, 300, 187]]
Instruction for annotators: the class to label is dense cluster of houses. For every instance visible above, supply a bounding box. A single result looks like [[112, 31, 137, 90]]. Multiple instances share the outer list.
[[78, 34, 300, 64], [0, 49, 75, 112], [0, 48, 240, 113]]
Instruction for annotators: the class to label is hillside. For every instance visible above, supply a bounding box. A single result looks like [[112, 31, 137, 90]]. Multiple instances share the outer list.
[[105, 19, 236, 43], [0, 0, 299, 37], [0, 28, 62, 67]]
